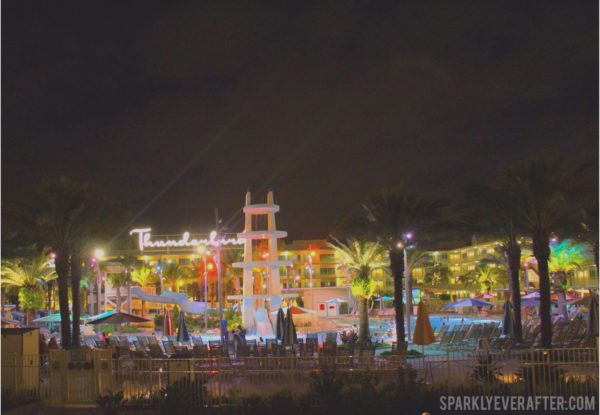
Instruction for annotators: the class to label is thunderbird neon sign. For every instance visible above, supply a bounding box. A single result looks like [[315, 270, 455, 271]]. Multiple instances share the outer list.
[[130, 228, 243, 252]]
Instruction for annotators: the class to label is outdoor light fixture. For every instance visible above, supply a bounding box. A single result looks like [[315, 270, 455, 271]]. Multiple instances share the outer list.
[[94, 249, 105, 259], [396, 241, 405, 249], [404, 231, 414, 240]]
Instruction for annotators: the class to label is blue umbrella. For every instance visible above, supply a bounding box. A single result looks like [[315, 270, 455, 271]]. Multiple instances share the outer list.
[[444, 298, 493, 308], [176, 310, 190, 343]]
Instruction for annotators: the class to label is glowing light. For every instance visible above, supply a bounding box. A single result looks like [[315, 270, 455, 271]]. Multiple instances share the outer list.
[[207, 263, 214, 271], [197, 245, 207, 255], [404, 231, 413, 240], [94, 249, 105, 259], [130, 228, 243, 252], [397, 242, 405, 249], [310, 251, 315, 257]]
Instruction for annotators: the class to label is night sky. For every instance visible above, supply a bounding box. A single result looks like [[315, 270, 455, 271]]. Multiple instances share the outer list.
[[3, 2, 598, 242]]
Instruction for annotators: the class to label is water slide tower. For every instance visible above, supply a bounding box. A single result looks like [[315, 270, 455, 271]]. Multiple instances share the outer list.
[[229, 191, 295, 331]]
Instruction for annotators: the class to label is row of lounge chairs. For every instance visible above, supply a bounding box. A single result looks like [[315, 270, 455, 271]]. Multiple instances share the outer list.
[[430, 317, 595, 352]]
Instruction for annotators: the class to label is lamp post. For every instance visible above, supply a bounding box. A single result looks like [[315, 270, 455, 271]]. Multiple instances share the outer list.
[[403, 232, 414, 343], [197, 245, 209, 331], [93, 249, 105, 314], [215, 209, 225, 345]]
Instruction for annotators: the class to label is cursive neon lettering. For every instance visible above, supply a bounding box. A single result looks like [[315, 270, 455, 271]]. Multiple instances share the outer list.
[[129, 228, 243, 252]]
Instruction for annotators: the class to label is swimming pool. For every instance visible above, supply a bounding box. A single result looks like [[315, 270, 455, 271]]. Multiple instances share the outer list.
[[368, 315, 499, 333]]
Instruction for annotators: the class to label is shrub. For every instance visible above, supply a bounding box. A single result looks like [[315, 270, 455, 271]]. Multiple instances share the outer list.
[[471, 354, 500, 384], [340, 329, 359, 345], [96, 390, 127, 415], [158, 378, 207, 415]]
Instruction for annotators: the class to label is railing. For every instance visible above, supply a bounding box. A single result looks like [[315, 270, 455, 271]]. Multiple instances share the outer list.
[[1, 348, 597, 407], [1, 354, 50, 402]]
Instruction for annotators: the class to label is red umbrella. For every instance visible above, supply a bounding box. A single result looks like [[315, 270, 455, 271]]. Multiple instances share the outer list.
[[551, 292, 578, 301], [164, 308, 174, 336]]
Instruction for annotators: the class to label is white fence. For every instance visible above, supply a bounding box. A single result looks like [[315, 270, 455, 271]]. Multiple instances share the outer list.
[[2, 348, 597, 407]]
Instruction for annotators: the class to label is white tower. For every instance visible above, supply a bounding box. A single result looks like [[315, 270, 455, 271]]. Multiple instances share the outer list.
[[231, 191, 294, 329]]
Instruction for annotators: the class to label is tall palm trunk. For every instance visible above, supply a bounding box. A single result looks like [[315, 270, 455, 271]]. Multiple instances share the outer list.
[[506, 242, 522, 343], [55, 248, 71, 349], [390, 248, 406, 350], [127, 281, 132, 314], [46, 281, 53, 311], [116, 286, 122, 312], [593, 241, 599, 274], [533, 233, 552, 348], [359, 296, 369, 343], [71, 248, 82, 348]]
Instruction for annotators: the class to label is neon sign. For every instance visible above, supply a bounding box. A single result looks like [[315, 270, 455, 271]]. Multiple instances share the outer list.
[[130, 228, 243, 252]]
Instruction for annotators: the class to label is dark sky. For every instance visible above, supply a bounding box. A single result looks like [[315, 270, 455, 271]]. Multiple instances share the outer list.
[[3, 1, 598, 241]]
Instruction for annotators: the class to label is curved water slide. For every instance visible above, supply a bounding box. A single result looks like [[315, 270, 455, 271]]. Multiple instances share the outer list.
[[253, 307, 274, 337], [131, 287, 207, 314]]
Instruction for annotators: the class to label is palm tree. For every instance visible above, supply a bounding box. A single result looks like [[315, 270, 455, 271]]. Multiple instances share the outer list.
[[108, 272, 129, 312], [34, 177, 100, 348], [80, 265, 97, 315], [162, 262, 193, 293], [131, 265, 157, 316], [576, 200, 598, 271], [475, 264, 506, 293], [362, 187, 447, 350], [330, 239, 387, 344], [549, 239, 591, 318], [1, 249, 56, 325], [464, 183, 528, 343], [501, 160, 576, 348]]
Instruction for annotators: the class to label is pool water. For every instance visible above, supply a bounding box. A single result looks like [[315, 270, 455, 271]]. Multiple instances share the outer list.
[[368, 315, 499, 334]]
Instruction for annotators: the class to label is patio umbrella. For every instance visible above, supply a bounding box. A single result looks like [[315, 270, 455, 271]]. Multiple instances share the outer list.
[[413, 301, 435, 354], [33, 313, 88, 323], [444, 298, 493, 308], [520, 298, 540, 307], [270, 305, 316, 315], [568, 296, 595, 307], [1, 316, 21, 327], [475, 293, 495, 300], [164, 308, 174, 337], [551, 292, 578, 301], [522, 291, 540, 299], [176, 310, 190, 343], [501, 301, 514, 337], [88, 311, 149, 325], [588, 295, 598, 338], [283, 307, 297, 346], [275, 308, 285, 342]]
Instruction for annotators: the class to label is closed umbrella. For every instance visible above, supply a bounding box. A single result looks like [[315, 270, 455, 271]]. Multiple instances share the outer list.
[[413, 301, 435, 355], [164, 308, 174, 337], [176, 310, 190, 343], [501, 301, 514, 337], [275, 308, 285, 343], [588, 295, 598, 338], [283, 307, 297, 346]]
